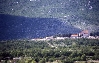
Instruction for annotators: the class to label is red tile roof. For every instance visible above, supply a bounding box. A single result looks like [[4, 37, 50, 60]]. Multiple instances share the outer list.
[[81, 30, 89, 34], [71, 34, 78, 37]]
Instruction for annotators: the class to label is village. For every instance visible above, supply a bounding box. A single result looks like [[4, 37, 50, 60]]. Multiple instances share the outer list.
[[30, 30, 99, 41]]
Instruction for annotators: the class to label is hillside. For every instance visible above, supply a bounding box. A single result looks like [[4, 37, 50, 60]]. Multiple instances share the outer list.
[[0, 14, 81, 40], [0, 0, 99, 31], [0, 39, 99, 63]]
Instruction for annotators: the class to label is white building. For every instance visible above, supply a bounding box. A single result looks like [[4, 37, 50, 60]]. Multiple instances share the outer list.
[[80, 30, 90, 38]]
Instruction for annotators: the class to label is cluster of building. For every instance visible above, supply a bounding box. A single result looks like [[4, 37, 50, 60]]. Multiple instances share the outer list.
[[71, 30, 90, 38], [71, 30, 99, 39], [30, 30, 99, 41]]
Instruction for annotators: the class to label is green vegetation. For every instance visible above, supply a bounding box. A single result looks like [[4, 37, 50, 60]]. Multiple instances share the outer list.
[[0, 38, 99, 63]]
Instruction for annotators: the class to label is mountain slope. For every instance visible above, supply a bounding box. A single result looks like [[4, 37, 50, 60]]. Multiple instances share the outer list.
[[0, 14, 81, 40], [0, 0, 99, 32]]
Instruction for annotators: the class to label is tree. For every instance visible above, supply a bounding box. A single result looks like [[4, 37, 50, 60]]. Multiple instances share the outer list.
[[81, 54, 86, 61], [49, 58, 54, 62], [39, 58, 46, 63]]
